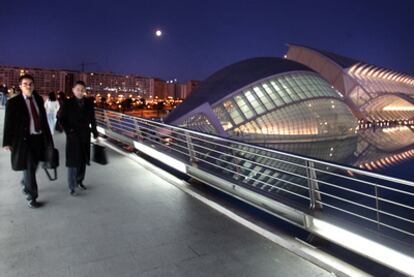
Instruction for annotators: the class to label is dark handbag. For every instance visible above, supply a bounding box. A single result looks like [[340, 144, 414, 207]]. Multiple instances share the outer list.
[[43, 148, 59, 181], [92, 143, 107, 165]]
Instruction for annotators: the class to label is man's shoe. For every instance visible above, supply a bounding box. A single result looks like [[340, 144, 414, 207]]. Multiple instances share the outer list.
[[28, 200, 39, 209], [78, 183, 87, 190], [22, 188, 29, 196], [70, 190, 77, 196]]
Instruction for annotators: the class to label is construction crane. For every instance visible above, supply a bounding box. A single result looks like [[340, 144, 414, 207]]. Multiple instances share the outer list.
[[78, 61, 98, 72]]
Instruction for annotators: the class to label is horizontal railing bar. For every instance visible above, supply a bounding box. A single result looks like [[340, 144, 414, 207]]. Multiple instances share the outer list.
[[102, 125, 191, 158], [180, 139, 312, 184], [189, 133, 414, 195], [317, 191, 378, 213], [173, 144, 414, 215], [189, 147, 310, 192], [315, 201, 378, 224], [192, 155, 310, 201], [97, 109, 414, 189], [377, 209, 414, 225], [106, 119, 414, 201], [99, 115, 414, 211], [316, 201, 414, 237], [188, 134, 310, 170], [377, 197, 414, 211], [375, 221, 414, 237], [317, 191, 414, 225]]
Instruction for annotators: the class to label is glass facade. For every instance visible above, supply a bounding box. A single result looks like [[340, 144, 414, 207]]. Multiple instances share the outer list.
[[223, 99, 244, 125], [180, 113, 218, 134], [209, 71, 356, 141], [229, 98, 355, 140]]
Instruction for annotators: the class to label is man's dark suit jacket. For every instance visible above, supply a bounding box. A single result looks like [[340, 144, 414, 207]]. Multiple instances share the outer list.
[[2, 92, 54, 170]]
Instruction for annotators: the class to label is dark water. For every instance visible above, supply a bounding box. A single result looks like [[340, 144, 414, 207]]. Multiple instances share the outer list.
[[379, 158, 414, 181]]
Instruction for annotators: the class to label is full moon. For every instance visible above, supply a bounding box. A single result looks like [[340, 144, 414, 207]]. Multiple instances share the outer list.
[[155, 30, 162, 37]]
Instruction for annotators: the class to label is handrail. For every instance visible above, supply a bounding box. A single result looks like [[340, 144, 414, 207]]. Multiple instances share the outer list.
[[95, 108, 414, 241], [99, 110, 414, 188]]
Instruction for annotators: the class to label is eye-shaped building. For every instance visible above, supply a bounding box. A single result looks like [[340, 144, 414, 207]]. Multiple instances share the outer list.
[[165, 57, 357, 143]]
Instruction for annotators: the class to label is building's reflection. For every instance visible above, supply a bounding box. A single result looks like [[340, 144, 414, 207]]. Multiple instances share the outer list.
[[266, 126, 414, 171]]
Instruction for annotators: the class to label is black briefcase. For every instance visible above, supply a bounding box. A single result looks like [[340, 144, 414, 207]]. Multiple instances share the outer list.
[[43, 148, 59, 181], [92, 143, 107, 165]]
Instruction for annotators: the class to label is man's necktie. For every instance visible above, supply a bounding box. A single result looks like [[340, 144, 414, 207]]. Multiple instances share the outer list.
[[28, 97, 41, 132]]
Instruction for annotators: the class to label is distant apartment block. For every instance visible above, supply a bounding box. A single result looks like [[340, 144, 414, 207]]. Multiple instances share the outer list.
[[0, 65, 200, 99]]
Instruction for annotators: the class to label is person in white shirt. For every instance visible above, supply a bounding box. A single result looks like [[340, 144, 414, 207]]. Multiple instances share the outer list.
[[44, 92, 60, 135]]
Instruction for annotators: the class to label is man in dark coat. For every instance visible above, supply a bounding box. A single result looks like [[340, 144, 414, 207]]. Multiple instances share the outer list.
[[58, 80, 99, 195], [2, 74, 54, 208]]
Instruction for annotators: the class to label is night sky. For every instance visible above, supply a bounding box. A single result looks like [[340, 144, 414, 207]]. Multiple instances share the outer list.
[[1, 0, 413, 81]]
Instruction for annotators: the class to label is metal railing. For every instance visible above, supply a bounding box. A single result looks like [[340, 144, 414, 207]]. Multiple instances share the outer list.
[[95, 108, 414, 244]]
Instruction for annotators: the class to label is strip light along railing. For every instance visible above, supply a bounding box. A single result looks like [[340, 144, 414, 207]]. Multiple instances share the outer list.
[[95, 108, 414, 242]]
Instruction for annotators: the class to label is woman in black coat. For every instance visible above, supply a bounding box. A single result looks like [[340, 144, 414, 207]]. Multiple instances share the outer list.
[[58, 81, 99, 195]]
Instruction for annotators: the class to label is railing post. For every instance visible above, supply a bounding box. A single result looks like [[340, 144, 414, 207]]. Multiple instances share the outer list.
[[103, 110, 111, 130], [374, 185, 380, 231], [184, 131, 197, 165], [133, 117, 143, 141], [305, 160, 322, 210]]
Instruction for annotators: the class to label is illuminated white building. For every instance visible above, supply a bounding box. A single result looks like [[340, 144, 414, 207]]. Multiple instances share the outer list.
[[286, 44, 414, 122], [165, 57, 357, 143]]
